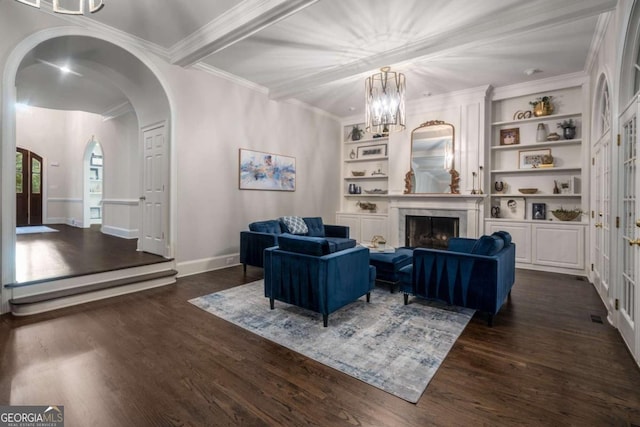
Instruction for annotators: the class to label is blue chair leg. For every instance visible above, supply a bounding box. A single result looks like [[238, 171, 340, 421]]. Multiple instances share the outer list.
[[366, 292, 371, 303], [404, 293, 409, 305], [323, 314, 328, 327], [270, 298, 274, 310]]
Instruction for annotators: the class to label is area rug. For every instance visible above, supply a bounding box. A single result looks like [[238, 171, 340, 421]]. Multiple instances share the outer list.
[[16, 226, 59, 235], [189, 280, 474, 403]]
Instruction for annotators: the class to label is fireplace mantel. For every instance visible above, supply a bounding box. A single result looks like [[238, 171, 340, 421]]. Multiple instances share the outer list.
[[387, 194, 487, 247]]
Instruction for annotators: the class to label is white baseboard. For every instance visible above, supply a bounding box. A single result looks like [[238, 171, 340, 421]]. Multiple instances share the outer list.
[[177, 253, 240, 277], [101, 225, 138, 239]]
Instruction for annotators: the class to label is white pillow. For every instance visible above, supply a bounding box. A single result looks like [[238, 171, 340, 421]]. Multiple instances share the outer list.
[[280, 216, 308, 235]]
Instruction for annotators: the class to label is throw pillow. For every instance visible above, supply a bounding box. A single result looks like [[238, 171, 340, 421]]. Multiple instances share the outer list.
[[280, 216, 308, 235]]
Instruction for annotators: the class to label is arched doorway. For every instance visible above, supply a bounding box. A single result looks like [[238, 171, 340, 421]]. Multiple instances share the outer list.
[[1, 28, 176, 314]]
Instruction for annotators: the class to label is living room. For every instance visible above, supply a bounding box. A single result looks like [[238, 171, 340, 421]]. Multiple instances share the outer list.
[[1, 0, 640, 425]]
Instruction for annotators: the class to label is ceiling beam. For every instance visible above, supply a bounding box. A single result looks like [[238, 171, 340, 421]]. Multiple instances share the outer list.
[[268, 0, 617, 101], [170, 0, 319, 67]]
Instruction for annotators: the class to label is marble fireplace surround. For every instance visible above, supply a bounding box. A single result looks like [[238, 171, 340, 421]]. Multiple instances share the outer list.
[[387, 194, 486, 248]]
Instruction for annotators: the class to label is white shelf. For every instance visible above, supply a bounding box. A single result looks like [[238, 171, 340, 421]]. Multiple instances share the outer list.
[[344, 137, 389, 145], [491, 193, 581, 198], [345, 157, 388, 163], [491, 167, 581, 174], [345, 175, 387, 180], [492, 111, 581, 127], [345, 194, 388, 198], [491, 139, 582, 151], [486, 218, 588, 225]]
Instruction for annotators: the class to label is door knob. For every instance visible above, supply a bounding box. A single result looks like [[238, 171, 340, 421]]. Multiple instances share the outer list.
[[629, 238, 640, 246], [595, 223, 603, 228]]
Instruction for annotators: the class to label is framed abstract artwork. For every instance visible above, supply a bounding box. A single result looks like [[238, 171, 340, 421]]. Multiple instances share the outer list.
[[239, 149, 296, 191]]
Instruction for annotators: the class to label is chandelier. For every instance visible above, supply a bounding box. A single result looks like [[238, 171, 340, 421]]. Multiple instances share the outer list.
[[15, 0, 104, 14], [365, 66, 406, 134]]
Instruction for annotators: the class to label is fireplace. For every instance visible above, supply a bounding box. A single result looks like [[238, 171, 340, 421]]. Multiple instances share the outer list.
[[405, 215, 460, 249]]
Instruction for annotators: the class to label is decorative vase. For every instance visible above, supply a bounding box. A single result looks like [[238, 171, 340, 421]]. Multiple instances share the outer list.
[[533, 101, 554, 117], [536, 123, 547, 142], [348, 183, 356, 194], [563, 127, 576, 140], [350, 126, 362, 141], [553, 180, 561, 194]]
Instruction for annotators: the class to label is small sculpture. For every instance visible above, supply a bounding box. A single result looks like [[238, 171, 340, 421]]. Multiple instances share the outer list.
[[450, 169, 460, 194]]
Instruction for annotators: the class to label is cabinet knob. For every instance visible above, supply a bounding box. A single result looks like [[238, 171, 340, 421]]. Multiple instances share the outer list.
[[595, 222, 603, 228]]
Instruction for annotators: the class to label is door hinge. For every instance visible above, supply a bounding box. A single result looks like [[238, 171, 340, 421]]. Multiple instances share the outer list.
[[617, 134, 621, 146], [592, 157, 595, 166], [615, 298, 619, 310], [591, 263, 594, 271], [591, 210, 595, 219], [616, 216, 620, 228]]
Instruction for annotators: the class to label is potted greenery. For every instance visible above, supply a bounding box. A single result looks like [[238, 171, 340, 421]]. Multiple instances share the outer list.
[[350, 125, 364, 141], [557, 119, 577, 140], [529, 95, 554, 117], [551, 207, 582, 221]]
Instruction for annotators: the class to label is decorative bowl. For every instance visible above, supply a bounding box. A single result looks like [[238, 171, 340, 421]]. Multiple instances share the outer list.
[[547, 132, 560, 141], [551, 209, 581, 221], [364, 189, 388, 194], [351, 170, 366, 177], [518, 188, 538, 194]]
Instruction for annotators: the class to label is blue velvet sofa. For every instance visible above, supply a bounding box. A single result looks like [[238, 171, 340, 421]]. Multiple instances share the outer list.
[[399, 231, 516, 326], [240, 216, 352, 272], [264, 234, 376, 327]]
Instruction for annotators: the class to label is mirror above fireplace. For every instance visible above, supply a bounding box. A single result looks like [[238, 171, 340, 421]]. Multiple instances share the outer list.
[[404, 120, 459, 194]]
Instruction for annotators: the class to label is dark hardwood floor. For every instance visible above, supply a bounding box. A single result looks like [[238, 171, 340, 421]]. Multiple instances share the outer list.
[[15, 225, 168, 284], [1, 266, 639, 426]]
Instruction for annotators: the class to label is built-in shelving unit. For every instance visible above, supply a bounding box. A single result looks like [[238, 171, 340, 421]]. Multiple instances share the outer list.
[[336, 123, 390, 242], [488, 84, 588, 274]]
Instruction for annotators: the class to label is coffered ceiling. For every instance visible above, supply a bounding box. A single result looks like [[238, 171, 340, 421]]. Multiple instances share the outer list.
[[10, 0, 617, 118]]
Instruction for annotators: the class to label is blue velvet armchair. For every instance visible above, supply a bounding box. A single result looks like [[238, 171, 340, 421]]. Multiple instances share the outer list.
[[399, 231, 516, 326], [264, 234, 376, 327], [240, 217, 351, 273]]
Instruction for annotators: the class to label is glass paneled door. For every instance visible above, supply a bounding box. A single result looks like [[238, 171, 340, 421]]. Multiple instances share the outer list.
[[620, 105, 638, 356], [593, 137, 612, 312], [16, 148, 43, 226]]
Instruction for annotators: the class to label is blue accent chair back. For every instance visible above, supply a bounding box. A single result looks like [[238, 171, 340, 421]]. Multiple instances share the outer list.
[[264, 234, 376, 327], [399, 232, 516, 326]]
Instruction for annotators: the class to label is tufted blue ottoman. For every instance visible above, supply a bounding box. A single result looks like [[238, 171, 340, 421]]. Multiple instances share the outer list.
[[368, 247, 413, 292]]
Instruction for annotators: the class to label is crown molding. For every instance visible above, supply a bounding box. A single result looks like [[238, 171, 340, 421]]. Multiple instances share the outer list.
[[491, 72, 589, 100], [268, 0, 617, 101], [192, 62, 268, 94], [169, 0, 318, 67]]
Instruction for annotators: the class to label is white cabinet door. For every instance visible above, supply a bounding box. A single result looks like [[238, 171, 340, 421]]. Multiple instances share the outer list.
[[533, 223, 585, 269], [486, 221, 532, 264]]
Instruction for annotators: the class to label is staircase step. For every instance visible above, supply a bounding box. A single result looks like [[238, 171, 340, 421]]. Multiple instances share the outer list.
[[8, 264, 178, 316], [9, 269, 177, 306]]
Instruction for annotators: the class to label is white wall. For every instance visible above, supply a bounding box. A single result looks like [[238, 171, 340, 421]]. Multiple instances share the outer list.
[[16, 106, 140, 231], [153, 64, 341, 267], [0, 3, 342, 281]]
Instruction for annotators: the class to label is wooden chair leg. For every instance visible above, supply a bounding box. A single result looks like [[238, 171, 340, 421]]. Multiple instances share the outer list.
[[487, 313, 494, 327]]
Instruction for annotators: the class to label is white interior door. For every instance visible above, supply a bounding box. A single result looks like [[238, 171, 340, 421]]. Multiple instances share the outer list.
[[619, 105, 637, 357], [141, 123, 167, 256], [593, 135, 612, 313]]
